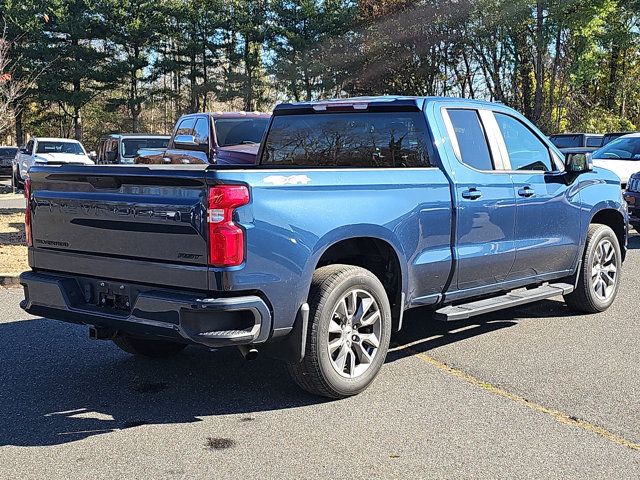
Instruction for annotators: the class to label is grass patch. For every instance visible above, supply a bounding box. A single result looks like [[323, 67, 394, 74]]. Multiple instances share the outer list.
[[0, 210, 28, 276]]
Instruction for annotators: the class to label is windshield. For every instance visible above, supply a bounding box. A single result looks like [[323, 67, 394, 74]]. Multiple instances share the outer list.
[[602, 133, 630, 145], [122, 138, 170, 157], [592, 137, 640, 160], [0, 147, 18, 157], [36, 141, 84, 155], [214, 118, 270, 147], [549, 135, 581, 149]]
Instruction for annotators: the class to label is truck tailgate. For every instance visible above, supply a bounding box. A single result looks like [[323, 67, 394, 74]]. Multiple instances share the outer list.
[[28, 165, 210, 289]]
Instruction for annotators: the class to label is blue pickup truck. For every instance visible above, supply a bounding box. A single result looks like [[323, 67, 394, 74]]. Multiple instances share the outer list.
[[20, 96, 627, 398]]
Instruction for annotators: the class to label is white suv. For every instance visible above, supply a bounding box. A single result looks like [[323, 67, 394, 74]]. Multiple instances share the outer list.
[[13, 137, 94, 187]]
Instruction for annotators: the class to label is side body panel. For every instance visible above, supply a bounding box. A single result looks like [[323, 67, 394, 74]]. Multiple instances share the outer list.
[[208, 166, 454, 332], [425, 101, 519, 297], [508, 172, 582, 281]]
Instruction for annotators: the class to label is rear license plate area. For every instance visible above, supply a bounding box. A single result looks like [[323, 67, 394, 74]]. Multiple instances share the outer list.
[[96, 281, 131, 312]]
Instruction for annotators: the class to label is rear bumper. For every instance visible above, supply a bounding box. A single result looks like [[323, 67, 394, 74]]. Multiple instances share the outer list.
[[19, 271, 272, 348]]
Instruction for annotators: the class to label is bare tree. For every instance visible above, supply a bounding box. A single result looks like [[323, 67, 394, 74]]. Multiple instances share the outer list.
[[0, 26, 33, 142]]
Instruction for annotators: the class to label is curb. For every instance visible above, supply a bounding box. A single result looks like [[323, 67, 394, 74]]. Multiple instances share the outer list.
[[0, 275, 21, 287]]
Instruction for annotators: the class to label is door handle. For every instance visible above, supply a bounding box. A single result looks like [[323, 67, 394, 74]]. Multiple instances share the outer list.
[[461, 188, 482, 200], [518, 186, 535, 197]]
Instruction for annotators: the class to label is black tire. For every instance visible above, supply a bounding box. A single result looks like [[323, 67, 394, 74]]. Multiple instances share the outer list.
[[287, 264, 392, 399], [112, 335, 187, 358], [564, 224, 621, 313], [12, 168, 23, 192]]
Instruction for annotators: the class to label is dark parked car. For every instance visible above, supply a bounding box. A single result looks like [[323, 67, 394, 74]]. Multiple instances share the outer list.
[[135, 112, 271, 165], [548, 133, 603, 154], [624, 173, 640, 231], [95, 134, 171, 165], [19, 97, 627, 398], [0, 146, 18, 176]]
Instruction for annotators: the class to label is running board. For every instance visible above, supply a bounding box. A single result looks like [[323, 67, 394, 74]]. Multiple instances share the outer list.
[[434, 283, 574, 321]]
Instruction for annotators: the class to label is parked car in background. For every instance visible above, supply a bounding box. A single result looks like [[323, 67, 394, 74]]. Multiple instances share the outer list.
[[591, 133, 640, 186], [12, 138, 94, 188], [20, 96, 627, 398], [135, 112, 270, 165], [0, 146, 18, 177], [548, 133, 603, 154], [602, 131, 636, 146], [95, 134, 171, 165], [624, 173, 640, 232]]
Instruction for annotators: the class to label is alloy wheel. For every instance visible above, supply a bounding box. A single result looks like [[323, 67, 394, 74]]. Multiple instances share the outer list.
[[591, 238, 617, 301], [327, 289, 382, 378]]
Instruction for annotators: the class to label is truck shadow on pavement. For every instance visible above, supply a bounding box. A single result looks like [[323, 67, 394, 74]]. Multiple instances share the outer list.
[[388, 297, 573, 361], [0, 298, 572, 447]]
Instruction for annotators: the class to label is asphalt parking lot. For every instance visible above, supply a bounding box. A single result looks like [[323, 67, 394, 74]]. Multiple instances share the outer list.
[[1, 236, 639, 479]]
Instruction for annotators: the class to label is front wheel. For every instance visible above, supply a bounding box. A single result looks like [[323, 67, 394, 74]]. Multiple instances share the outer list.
[[564, 224, 621, 313], [287, 264, 392, 399]]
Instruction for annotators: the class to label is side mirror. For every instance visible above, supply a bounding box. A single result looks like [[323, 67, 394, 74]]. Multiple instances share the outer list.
[[19, 146, 27, 154], [565, 152, 593, 174], [88, 151, 97, 160], [174, 134, 207, 152]]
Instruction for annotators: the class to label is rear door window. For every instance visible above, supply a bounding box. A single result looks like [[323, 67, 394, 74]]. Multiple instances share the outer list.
[[494, 113, 553, 172], [175, 118, 196, 137], [447, 109, 494, 171], [193, 118, 210, 146], [262, 112, 432, 167]]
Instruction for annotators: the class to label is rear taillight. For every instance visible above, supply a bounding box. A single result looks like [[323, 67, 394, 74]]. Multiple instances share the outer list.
[[24, 178, 32, 247], [207, 185, 249, 267]]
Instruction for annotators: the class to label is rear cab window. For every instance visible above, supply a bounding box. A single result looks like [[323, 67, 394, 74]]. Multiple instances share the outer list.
[[261, 111, 432, 168], [215, 118, 269, 147], [122, 137, 170, 158]]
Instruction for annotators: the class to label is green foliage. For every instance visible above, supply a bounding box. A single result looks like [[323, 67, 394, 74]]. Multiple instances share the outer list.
[[1, 0, 639, 145]]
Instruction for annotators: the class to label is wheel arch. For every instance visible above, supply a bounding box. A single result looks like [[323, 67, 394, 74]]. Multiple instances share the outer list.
[[590, 207, 627, 261], [304, 227, 408, 330]]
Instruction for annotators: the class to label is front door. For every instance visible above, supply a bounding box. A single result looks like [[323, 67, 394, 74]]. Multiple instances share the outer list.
[[164, 115, 210, 164], [444, 108, 517, 291], [492, 112, 581, 280]]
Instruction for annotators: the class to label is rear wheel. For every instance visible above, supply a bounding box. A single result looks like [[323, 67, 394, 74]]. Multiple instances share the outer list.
[[287, 264, 392, 399], [564, 224, 621, 313], [112, 335, 187, 358]]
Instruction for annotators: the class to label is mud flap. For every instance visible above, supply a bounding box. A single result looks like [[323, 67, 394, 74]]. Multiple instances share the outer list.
[[262, 303, 309, 364]]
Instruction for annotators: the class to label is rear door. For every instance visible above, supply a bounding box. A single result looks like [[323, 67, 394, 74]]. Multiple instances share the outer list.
[[442, 108, 517, 291], [492, 112, 581, 280]]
